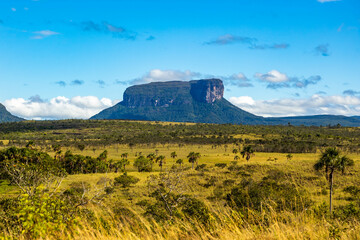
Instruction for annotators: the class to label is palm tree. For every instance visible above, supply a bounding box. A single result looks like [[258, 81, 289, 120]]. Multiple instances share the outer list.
[[338, 155, 354, 175], [232, 149, 238, 154], [315, 147, 339, 180], [170, 151, 177, 159], [176, 159, 183, 167], [187, 152, 201, 169], [286, 153, 293, 161], [314, 147, 354, 213], [120, 152, 129, 172], [147, 153, 156, 162], [240, 146, 254, 162], [234, 155, 240, 161], [156, 155, 166, 172]]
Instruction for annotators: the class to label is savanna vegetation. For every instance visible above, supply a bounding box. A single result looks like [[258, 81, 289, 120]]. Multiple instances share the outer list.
[[0, 119, 359, 239]]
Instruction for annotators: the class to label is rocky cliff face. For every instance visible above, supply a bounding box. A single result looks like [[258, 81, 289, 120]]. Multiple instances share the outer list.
[[190, 79, 224, 103], [121, 79, 224, 108]]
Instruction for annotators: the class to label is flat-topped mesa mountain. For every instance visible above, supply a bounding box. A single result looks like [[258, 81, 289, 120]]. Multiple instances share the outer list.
[[91, 79, 360, 126], [122, 79, 224, 108], [0, 103, 24, 123], [91, 79, 266, 124]]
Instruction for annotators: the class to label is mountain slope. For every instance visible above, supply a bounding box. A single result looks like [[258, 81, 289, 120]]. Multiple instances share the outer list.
[[92, 79, 266, 125], [91, 79, 360, 127], [0, 103, 24, 123]]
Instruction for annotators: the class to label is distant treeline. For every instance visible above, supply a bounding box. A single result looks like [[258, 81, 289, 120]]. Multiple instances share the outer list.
[[0, 120, 360, 153]]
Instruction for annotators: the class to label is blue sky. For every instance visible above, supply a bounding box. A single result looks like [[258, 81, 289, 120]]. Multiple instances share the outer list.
[[1, 0, 360, 119]]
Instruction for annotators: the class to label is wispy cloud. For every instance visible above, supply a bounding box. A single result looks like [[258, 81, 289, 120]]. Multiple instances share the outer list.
[[11, 8, 16, 12], [4, 96, 117, 120], [32, 30, 60, 39], [337, 23, 344, 32], [314, 44, 330, 56], [343, 90, 360, 96], [130, 69, 201, 85], [146, 35, 155, 41], [255, 70, 321, 89], [96, 80, 106, 88], [221, 73, 253, 87], [230, 94, 360, 117], [55, 81, 66, 87], [79, 21, 137, 40], [205, 34, 256, 45], [71, 79, 85, 86], [250, 43, 290, 50], [205, 34, 289, 50], [317, 0, 341, 3]]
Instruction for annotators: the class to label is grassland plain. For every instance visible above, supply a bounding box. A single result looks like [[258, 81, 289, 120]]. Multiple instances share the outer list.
[[0, 120, 360, 239]]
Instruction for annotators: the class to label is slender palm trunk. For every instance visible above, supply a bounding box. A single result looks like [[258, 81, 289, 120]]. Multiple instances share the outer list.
[[192, 162, 194, 169], [329, 169, 334, 213]]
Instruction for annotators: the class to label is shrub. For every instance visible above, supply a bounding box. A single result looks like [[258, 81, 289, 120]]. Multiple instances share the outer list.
[[133, 156, 153, 172], [114, 173, 140, 188], [215, 163, 227, 168], [227, 171, 311, 214], [181, 197, 214, 227]]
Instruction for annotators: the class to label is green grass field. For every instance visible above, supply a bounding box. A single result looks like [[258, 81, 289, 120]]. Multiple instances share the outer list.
[[1, 120, 360, 239]]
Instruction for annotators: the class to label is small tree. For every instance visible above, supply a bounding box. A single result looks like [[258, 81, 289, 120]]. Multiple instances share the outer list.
[[170, 151, 177, 159], [234, 155, 240, 161], [134, 156, 153, 172], [232, 149, 238, 154], [156, 155, 166, 172], [120, 152, 130, 172], [286, 153, 293, 161], [77, 143, 85, 152], [176, 159, 183, 167], [240, 146, 254, 162], [114, 172, 140, 188], [187, 152, 201, 169], [314, 147, 354, 213], [147, 153, 156, 162]]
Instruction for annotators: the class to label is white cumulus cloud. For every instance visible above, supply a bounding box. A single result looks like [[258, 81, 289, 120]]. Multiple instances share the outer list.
[[3, 96, 118, 120], [230, 95, 360, 117], [255, 70, 289, 83]]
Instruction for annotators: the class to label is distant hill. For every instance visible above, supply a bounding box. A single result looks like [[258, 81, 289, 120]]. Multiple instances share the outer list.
[[271, 115, 360, 127], [91, 79, 360, 127], [0, 103, 24, 123]]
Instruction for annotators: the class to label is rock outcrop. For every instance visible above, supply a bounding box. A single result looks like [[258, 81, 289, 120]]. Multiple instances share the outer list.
[[190, 79, 224, 103]]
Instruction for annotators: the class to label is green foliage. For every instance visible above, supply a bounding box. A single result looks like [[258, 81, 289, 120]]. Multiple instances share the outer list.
[[240, 145, 254, 162], [176, 159, 183, 166], [181, 197, 214, 227], [0, 147, 65, 196], [114, 173, 140, 188], [18, 193, 78, 238], [195, 164, 207, 171], [3, 119, 360, 154], [227, 170, 311, 214], [314, 147, 355, 213], [61, 150, 110, 174], [187, 152, 201, 169], [133, 156, 153, 172], [215, 163, 227, 168]]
